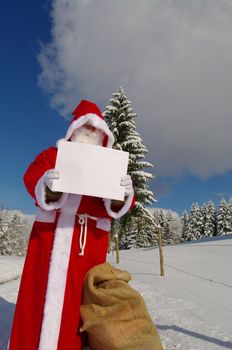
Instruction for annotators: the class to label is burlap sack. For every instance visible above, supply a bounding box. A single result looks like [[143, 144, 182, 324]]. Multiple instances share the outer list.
[[80, 263, 163, 350]]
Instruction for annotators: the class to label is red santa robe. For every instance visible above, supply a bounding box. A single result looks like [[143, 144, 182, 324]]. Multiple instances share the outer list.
[[9, 100, 135, 350]]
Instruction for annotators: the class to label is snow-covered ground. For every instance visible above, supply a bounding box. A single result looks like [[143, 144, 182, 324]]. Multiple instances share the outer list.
[[108, 236, 232, 349], [0, 256, 24, 350], [0, 236, 232, 350]]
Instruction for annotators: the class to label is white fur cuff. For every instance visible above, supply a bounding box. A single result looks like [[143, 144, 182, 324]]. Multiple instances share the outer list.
[[103, 191, 134, 219], [35, 171, 68, 211]]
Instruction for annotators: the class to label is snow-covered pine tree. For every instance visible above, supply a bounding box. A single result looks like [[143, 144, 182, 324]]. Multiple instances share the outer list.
[[200, 204, 207, 238], [156, 210, 168, 245], [185, 203, 204, 241], [0, 209, 12, 255], [127, 228, 137, 249], [195, 204, 205, 240], [152, 210, 160, 227], [185, 204, 195, 241], [162, 221, 171, 245], [0, 210, 28, 256], [216, 198, 231, 236], [226, 197, 232, 236], [165, 210, 179, 245], [7, 213, 26, 256], [104, 87, 156, 248], [135, 216, 153, 248], [152, 210, 161, 245], [204, 201, 216, 237], [180, 210, 189, 242]]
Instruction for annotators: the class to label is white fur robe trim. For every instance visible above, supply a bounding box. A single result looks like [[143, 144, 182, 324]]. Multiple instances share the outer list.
[[38, 194, 82, 350], [35, 171, 68, 211], [103, 191, 134, 219]]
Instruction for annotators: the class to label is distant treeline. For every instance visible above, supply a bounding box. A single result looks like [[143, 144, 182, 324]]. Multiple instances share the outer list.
[[181, 198, 232, 241], [0, 209, 33, 256]]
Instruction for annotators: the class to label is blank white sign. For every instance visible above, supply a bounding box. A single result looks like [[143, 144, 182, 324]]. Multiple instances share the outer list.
[[50, 141, 129, 200]]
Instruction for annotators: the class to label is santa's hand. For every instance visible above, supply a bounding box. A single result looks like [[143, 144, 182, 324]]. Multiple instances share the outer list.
[[45, 169, 60, 190], [120, 174, 133, 197]]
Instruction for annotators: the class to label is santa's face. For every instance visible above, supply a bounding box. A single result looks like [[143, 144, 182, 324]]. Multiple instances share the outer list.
[[70, 124, 105, 146]]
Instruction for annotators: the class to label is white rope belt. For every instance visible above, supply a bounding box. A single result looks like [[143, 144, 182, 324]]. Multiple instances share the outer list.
[[78, 214, 97, 256]]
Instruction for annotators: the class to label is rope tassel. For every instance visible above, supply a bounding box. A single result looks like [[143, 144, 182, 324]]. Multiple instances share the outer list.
[[78, 215, 88, 256]]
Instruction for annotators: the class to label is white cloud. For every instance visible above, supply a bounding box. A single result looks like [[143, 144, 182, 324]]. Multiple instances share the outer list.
[[38, 0, 232, 178]]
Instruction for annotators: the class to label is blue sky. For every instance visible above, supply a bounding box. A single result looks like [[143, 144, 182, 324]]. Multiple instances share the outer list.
[[1, 1, 232, 216], [0, 1, 66, 213]]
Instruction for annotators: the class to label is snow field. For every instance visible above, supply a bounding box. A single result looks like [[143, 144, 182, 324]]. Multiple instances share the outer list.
[[108, 236, 232, 349], [0, 236, 232, 350], [0, 257, 24, 350]]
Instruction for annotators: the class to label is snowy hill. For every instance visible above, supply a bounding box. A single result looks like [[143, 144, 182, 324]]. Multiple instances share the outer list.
[[148, 207, 180, 220], [0, 236, 232, 349], [148, 207, 182, 243]]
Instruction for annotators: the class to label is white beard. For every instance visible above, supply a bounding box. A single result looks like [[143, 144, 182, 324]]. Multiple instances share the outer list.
[[70, 127, 104, 146]]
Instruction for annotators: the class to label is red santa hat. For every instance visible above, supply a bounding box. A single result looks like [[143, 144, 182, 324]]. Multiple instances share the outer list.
[[58, 100, 115, 148]]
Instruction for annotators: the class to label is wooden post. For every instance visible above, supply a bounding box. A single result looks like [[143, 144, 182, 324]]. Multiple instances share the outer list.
[[158, 226, 165, 276], [115, 233, 120, 264]]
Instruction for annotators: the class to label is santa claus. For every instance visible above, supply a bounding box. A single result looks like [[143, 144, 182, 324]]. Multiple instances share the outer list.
[[9, 100, 135, 350]]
